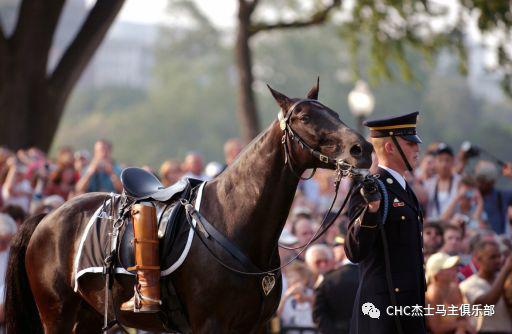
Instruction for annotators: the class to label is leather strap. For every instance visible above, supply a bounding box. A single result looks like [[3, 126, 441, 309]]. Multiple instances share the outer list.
[[133, 238, 159, 244], [279, 99, 343, 169], [185, 204, 262, 273], [127, 265, 160, 271], [391, 135, 413, 172]]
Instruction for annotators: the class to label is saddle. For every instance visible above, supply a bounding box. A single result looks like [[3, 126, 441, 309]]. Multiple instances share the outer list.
[[115, 167, 202, 332], [118, 167, 202, 272], [121, 167, 189, 202]]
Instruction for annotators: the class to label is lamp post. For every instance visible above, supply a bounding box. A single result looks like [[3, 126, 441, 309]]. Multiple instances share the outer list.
[[348, 80, 375, 134]]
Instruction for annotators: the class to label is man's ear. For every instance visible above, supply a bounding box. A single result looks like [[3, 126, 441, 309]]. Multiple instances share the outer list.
[[384, 139, 395, 154]]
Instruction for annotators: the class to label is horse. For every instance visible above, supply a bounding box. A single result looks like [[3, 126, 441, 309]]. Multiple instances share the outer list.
[[5, 80, 373, 333]]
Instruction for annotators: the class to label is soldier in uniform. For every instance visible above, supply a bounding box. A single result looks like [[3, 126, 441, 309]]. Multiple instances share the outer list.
[[345, 112, 426, 334]]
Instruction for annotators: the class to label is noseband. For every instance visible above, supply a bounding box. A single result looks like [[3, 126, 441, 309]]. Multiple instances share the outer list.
[[278, 99, 368, 180]]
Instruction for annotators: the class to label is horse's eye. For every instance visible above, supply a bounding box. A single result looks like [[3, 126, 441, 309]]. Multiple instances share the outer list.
[[299, 115, 311, 123]]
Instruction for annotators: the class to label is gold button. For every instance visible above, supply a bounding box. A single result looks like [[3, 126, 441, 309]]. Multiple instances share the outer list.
[[395, 288, 400, 292]]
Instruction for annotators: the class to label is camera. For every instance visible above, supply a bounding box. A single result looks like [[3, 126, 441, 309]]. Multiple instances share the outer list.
[[461, 141, 480, 159], [454, 213, 470, 224], [464, 190, 474, 199]]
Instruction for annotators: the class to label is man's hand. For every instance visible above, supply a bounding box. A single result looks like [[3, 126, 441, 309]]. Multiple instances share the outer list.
[[102, 160, 114, 174], [87, 157, 100, 173], [360, 177, 381, 212], [367, 200, 381, 213]]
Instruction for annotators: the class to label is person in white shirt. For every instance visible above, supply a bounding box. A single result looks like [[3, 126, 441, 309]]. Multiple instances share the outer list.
[[1, 158, 32, 213], [278, 262, 316, 333], [424, 143, 462, 220], [460, 240, 512, 333]]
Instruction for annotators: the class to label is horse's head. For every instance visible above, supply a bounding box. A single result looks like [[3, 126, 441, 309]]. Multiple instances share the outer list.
[[268, 79, 373, 174]]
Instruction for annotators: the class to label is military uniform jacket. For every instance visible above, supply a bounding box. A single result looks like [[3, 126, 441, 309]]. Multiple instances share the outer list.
[[344, 167, 426, 334]]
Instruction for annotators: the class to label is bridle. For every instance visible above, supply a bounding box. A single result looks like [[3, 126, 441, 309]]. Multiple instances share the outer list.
[[278, 98, 368, 180], [180, 99, 373, 279], [277, 99, 372, 251]]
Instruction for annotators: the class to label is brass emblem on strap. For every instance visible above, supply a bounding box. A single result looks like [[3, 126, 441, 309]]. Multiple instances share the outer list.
[[319, 154, 329, 163], [278, 112, 287, 130], [262, 274, 276, 296]]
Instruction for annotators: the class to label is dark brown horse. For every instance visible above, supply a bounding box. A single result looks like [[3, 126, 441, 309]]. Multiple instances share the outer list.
[[5, 81, 373, 333]]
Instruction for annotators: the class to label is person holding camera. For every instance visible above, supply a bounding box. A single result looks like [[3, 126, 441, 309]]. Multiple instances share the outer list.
[[345, 112, 426, 334], [454, 142, 512, 236], [473, 160, 512, 236], [1, 156, 33, 213], [75, 139, 122, 194], [277, 262, 316, 333], [440, 176, 486, 232]]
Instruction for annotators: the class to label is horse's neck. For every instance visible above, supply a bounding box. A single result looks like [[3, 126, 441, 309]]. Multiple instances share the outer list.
[[205, 122, 301, 267]]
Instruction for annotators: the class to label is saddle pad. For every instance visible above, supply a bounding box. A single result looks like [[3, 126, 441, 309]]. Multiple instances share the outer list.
[[73, 182, 205, 292]]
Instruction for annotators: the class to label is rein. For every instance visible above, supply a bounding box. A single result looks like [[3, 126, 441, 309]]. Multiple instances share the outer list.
[[180, 100, 371, 279], [277, 98, 368, 251], [182, 189, 357, 276]]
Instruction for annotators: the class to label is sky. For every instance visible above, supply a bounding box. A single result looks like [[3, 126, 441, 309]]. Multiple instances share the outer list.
[[117, 0, 237, 29], [81, 0, 501, 88]]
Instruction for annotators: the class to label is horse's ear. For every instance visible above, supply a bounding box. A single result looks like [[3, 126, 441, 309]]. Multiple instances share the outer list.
[[267, 84, 292, 111], [306, 77, 320, 100]]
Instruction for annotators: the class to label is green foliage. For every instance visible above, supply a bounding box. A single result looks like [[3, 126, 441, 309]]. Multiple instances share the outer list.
[[53, 1, 238, 168], [337, 0, 511, 93], [52, 1, 512, 168]]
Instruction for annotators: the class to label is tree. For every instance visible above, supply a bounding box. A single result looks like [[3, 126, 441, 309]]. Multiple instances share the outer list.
[[53, 20, 512, 166], [233, 0, 512, 142], [235, 0, 341, 142], [0, 0, 125, 152]]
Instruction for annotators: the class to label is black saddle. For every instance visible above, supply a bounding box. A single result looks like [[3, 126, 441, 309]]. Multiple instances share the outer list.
[[117, 172, 203, 273], [120, 167, 188, 201]]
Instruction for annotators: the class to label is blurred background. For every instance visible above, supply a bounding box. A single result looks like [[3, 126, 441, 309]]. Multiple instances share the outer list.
[[1, 0, 511, 168], [2, 2, 512, 333]]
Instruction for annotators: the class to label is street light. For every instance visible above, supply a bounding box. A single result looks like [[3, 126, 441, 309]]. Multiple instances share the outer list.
[[348, 80, 375, 134]]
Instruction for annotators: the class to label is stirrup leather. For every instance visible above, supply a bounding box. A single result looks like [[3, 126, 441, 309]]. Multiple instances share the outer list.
[[131, 285, 162, 312]]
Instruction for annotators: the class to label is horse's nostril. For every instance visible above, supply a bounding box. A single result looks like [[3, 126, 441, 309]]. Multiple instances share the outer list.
[[350, 144, 362, 157]]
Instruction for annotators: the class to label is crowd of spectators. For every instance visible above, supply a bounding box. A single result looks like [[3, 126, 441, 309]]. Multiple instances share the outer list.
[[0, 138, 511, 334], [277, 141, 512, 334]]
